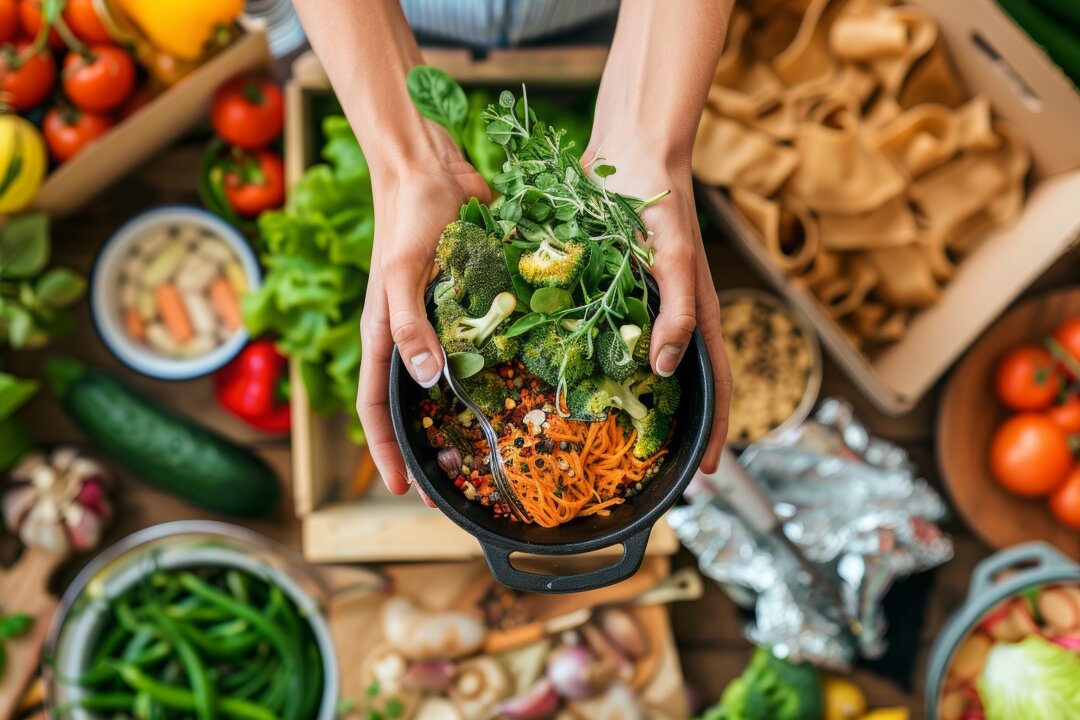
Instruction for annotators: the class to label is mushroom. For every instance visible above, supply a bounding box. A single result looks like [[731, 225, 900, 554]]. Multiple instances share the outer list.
[[360, 643, 410, 693], [414, 698, 464, 720], [382, 597, 486, 661], [449, 657, 511, 719], [2, 448, 112, 554]]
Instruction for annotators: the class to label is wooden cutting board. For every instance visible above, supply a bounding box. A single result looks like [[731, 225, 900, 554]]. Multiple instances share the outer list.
[[327, 557, 687, 717], [0, 549, 65, 718]]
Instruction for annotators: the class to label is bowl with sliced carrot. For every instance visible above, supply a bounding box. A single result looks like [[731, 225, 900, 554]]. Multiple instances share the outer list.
[[927, 543, 1080, 720], [91, 206, 260, 380]]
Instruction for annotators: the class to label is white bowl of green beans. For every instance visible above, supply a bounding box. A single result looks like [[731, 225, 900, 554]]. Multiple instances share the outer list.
[[44, 521, 340, 720]]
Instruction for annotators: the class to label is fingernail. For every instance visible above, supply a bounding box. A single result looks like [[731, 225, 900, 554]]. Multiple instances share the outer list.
[[410, 351, 441, 388], [656, 344, 683, 377]]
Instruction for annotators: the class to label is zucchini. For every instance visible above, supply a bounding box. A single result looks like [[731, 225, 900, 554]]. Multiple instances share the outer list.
[[998, 0, 1080, 85], [47, 359, 280, 517]]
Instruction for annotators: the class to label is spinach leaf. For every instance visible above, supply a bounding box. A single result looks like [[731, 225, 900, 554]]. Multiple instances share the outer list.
[[406, 66, 468, 146]]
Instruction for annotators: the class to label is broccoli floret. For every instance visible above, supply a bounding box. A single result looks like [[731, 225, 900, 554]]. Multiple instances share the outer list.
[[518, 239, 589, 289], [435, 220, 512, 313], [632, 371, 681, 415], [565, 375, 648, 422], [521, 324, 594, 387], [631, 410, 671, 459], [481, 333, 520, 366], [597, 325, 643, 382], [436, 292, 518, 360], [461, 369, 508, 416]]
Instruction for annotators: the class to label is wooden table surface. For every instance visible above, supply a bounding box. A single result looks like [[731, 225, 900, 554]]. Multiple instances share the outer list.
[[9, 137, 1080, 719]]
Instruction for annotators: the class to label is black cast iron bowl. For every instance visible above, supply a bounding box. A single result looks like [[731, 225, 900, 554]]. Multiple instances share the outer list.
[[390, 280, 714, 593]]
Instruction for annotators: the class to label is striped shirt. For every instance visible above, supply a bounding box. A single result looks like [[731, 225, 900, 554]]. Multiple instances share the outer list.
[[401, 0, 619, 48]]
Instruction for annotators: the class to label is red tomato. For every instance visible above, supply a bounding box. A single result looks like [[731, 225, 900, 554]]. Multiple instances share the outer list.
[[17, 0, 63, 49], [1049, 466, 1080, 530], [0, 0, 18, 43], [43, 107, 112, 162], [1047, 395, 1080, 434], [1052, 317, 1080, 378], [223, 150, 285, 217], [989, 414, 1073, 497], [211, 77, 284, 150], [1, 41, 56, 111], [62, 46, 135, 113], [63, 0, 112, 44], [995, 345, 1061, 411]]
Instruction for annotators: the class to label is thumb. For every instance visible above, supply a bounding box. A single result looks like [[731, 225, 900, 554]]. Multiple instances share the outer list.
[[383, 266, 443, 389], [648, 244, 698, 378]]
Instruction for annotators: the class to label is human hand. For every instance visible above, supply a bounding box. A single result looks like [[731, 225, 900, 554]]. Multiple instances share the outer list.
[[357, 144, 491, 499], [582, 140, 733, 474]]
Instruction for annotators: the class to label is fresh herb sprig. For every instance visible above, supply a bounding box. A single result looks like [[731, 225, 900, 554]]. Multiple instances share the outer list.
[[479, 88, 667, 408]]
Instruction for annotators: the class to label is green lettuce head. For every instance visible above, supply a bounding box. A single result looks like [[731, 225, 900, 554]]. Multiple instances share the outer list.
[[980, 636, 1080, 720]]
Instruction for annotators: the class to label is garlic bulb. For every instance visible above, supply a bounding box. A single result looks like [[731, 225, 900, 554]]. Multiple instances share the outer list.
[[2, 448, 112, 553]]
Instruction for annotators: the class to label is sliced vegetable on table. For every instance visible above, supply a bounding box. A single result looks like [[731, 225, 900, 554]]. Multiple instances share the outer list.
[[214, 339, 291, 434], [47, 358, 281, 517]]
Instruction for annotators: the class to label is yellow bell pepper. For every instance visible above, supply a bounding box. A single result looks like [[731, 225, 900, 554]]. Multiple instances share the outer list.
[[0, 115, 46, 215], [113, 0, 244, 62], [822, 675, 868, 720], [860, 709, 910, 720]]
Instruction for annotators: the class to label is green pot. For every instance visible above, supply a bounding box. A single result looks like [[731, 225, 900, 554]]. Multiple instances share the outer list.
[[924, 542, 1080, 719]]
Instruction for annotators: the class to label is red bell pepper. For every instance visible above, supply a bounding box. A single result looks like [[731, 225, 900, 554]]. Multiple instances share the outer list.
[[214, 340, 291, 434]]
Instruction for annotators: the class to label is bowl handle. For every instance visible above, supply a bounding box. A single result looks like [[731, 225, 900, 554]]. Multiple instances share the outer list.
[[967, 542, 1077, 600], [480, 530, 651, 594]]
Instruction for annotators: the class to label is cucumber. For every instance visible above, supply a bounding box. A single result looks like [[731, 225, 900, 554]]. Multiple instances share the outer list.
[[47, 359, 280, 518], [998, 0, 1080, 85]]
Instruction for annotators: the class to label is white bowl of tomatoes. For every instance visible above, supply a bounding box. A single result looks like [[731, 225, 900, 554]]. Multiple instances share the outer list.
[[939, 289, 1080, 560]]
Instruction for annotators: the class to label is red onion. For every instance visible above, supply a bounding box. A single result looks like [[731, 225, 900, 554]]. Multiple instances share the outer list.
[[401, 659, 456, 693], [547, 645, 604, 700], [497, 678, 560, 719], [598, 609, 647, 659]]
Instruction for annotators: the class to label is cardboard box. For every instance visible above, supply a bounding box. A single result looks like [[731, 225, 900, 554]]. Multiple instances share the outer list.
[[285, 49, 681, 563], [699, 0, 1080, 414], [31, 25, 271, 218]]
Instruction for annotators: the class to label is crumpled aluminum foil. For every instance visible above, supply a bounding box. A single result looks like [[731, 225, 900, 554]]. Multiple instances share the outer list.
[[669, 399, 953, 669]]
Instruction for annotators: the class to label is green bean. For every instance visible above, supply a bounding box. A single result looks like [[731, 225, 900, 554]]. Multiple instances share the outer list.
[[70, 692, 137, 711], [177, 621, 263, 659], [229, 659, 278, 700], [300, 638, 323, 717], [123, 627, 159, 662], [117, 666, 278, 720], [206, 619, 249, 638], [177, 574, 302, 719], [219, 651, 273, 692], [147, 607, 217, 720], [92, 623, 132, 666], [225, 571, 250, 604]]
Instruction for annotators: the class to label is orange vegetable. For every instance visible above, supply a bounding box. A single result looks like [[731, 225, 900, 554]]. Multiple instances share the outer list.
[[209, 277, 242, 331], [124, 307, 146, 341], [154, 284, 193, 343]]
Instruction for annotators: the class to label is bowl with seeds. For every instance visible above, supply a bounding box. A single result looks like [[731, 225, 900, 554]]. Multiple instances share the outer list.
[[718, 289, 821, 448], [91, 206, 260, 379]]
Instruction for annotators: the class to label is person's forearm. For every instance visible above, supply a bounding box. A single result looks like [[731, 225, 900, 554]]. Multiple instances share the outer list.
[[292, 0, 454, 179], [592, 0, 732, 166]]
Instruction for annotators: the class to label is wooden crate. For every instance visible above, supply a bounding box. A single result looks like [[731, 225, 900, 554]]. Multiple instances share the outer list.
[[286, 49, 682, 563]]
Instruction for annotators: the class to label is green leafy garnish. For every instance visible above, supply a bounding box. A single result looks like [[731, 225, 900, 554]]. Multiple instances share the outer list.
[[242, 115, 374, 442]]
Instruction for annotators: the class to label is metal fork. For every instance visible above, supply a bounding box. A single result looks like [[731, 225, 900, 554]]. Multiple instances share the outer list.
[[439, 349, 531, 523]]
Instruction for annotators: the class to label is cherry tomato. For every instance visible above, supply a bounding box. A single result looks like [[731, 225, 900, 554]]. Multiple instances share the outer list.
[[1052, 317, 1080, 378], [17, 0, 63, 49], [995, 345, 1061, 411], [1047, 395, 1080, 434], [989, 413, 1073, 497], [0, 0, 18, 43], [62, 46, 135, 113], [1049, 466, 1080, 530], [223, 150, 285, 218], [43, 107, 112, 162], [1, 41, 56, 111], [63, 0, 112, 44], [211, 77, 284, 150]]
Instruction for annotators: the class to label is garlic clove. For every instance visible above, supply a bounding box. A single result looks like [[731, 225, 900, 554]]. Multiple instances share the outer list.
[[21, 505, 70, 554], [2, 485, 38, 530], [598, 609, 648, 659], [9, 452, 47, 483]]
